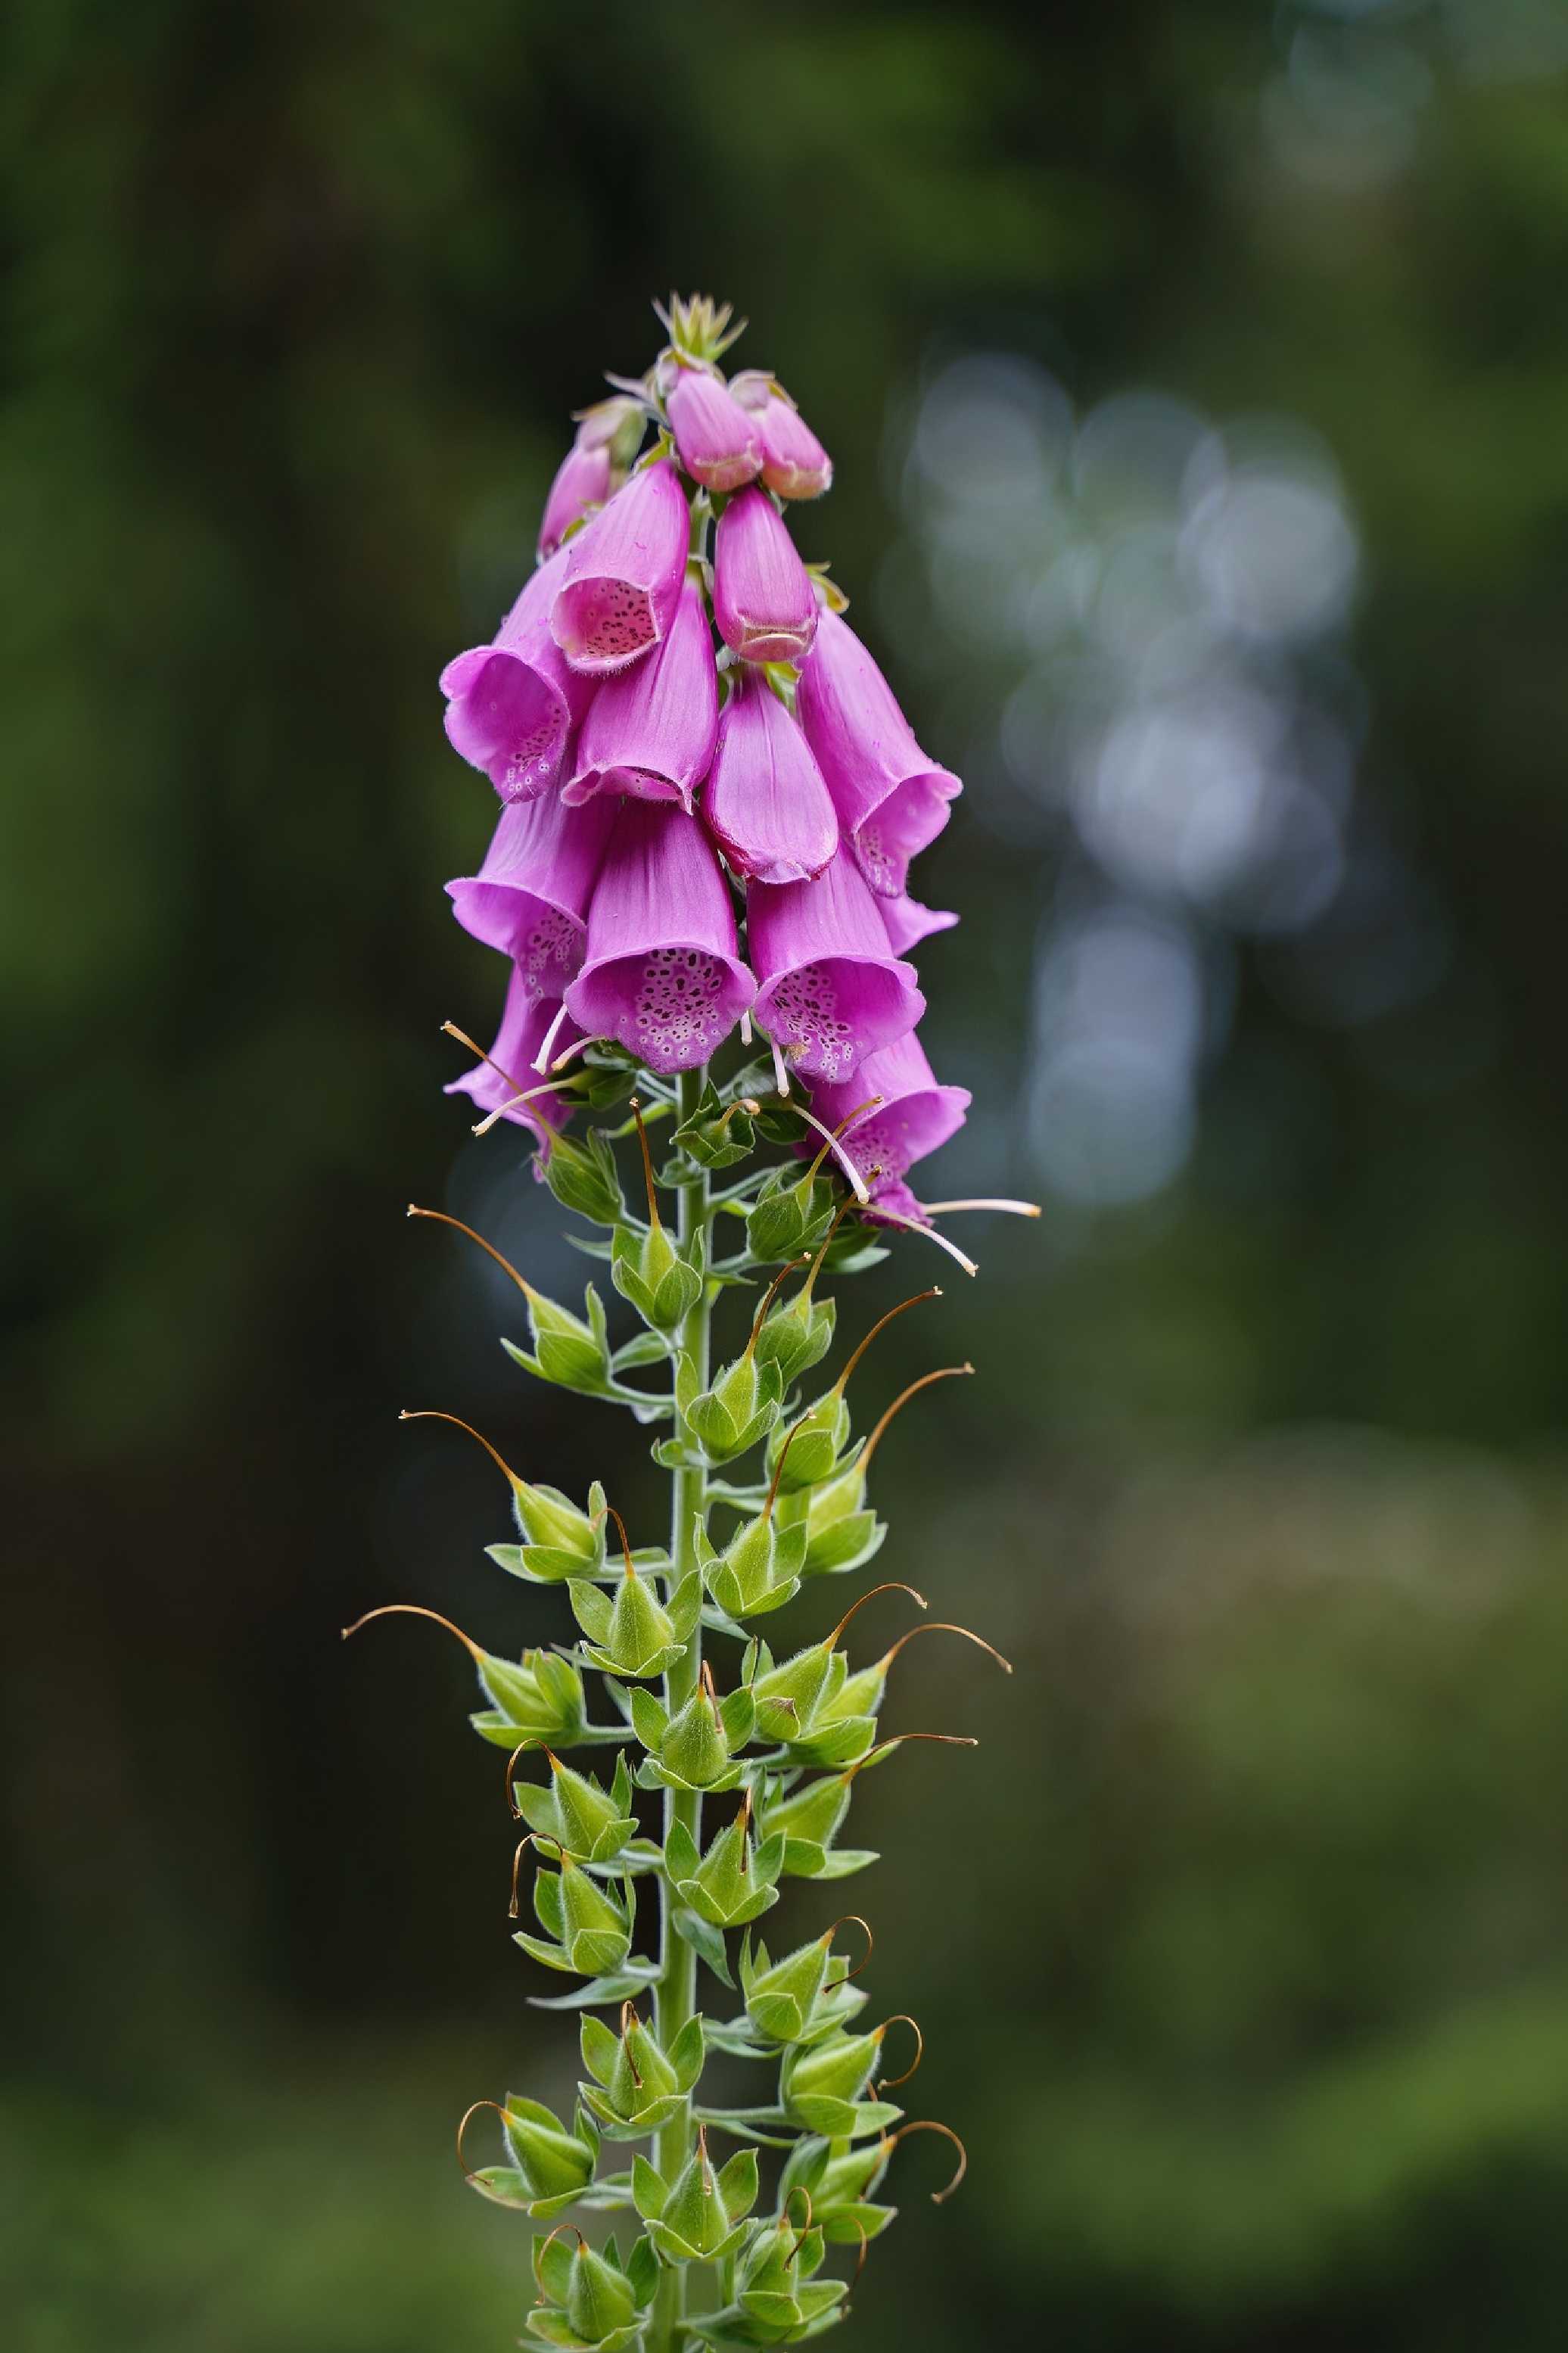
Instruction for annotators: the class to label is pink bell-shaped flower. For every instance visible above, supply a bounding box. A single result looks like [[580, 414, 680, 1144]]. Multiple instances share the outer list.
[[564, 574, 719, 814], [538, 395, 646, 558], [445, 793, 615, 1004], [549, 458, 690, 676], [712, 486, 818, 666], [444, 967, 586, 1159], [566, 802, 754, 1075], [440, 546, 594, 804], [538, 439, 611, 561], [667, 367, 762, 493], [747, 845, 926, 1085], [795, 604, 962, 897], [702, 668, 838, 885], [730, 372, 833, 501], [810, 1028, 971, 1206]]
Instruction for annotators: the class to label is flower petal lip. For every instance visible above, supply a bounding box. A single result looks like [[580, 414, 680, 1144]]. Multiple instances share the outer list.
[[444, 969, 586, 1157], [809, 1029, 971, 1192], [667, 368, 763, 494], [446, 794, 615, 1000], [879, 892, 959, 956], [440, 546, 593, 803], [566, 801, 755, 1075], [539, 437, 613, 559], [549, 458, 690, 677], [794, 604, 961, 896], [564, 577, 719, 817], [747, 845, 926, 1085], [712, 486, 818, 667], [702, 668, 838, 885]]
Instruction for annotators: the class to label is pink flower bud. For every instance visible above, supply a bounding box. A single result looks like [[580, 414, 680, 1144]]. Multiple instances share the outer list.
[[748, 845, 926, 1085], [565, 577, 719, 816], [712, 486, 818, 667], [444, 966, 586, 1159], [731, 372, 832, 501], [538, 438, 613, 559], [703, 669, 838, 886], [566, 802, 754, 1074], [810, 1029, 971, 1203], [446, 792, 615, 1002], [549, 459, 690, 677], [795, 605, 961, 897], [440, 546, 594, 804], [667, 368, 763, 493]]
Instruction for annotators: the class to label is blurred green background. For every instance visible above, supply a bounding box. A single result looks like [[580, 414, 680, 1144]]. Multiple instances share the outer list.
[[5, 2, 1568, 2346]]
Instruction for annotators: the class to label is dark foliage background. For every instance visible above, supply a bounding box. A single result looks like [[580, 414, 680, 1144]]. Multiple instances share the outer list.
[[5, 3, 1568, 2347]]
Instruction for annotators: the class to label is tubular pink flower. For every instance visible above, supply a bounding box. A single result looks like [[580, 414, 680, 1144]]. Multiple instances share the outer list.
[[667, 368, 762, 493], [538, 438, 612, 559], [810, 1029, 971, 1207], [747, 845, 926, 1085], [565, 801, 754, 1074], [882, 892, 960, 956], [730, 371, 833, 501], [795, 604, 962, 898], [444, 969, 585, 1159], [712, 486, 818, 666], [549, 458, 689, 676], [702, 668, 838, 885], [440, 547, 593, 805], [445, 794, 615, 1002], [564, 575, 718, 815]]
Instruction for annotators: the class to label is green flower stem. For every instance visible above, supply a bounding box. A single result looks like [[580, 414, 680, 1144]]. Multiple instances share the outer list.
[[651, 1062, 714, 2353]]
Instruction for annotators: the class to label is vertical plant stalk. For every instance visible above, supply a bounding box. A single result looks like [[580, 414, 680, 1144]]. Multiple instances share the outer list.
[[651, 1062, 712, 2353]]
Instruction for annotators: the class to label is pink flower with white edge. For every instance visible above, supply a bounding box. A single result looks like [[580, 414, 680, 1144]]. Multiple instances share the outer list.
[[564, 575, 718, 815], [445, 793, 615, 1004], [667, 367, 762, 493], [747, 845, 926, 1086], [549, 458, 689, 676], [795, 603, 961, 898], [702, 668, 838, 886], [440, 546, 594, 804], [566, 801, 754, 1075], [730, 372, 833, 501], [712, 486, 817, 666], [444, 968, 586, 1160]]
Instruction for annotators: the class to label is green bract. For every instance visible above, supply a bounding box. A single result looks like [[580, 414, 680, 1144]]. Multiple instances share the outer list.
[[515, 1857, 638, 1977], [465, 2096, 602, 2220], [579, 2009, 705, 2140], [527, 2230, 659, 2351], [633, 2137, 758, 2265], [512, 1752, 638, 1866]]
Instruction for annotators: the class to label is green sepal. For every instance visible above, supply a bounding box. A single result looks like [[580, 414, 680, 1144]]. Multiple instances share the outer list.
[[502, 1281, 614, 1396], [578, 2008, 705, 2140], [466, 1647, 588, 1748], [737, 1926, 862, 2046], [683, 1349, 784, 1464], [526, 1958, 663, 2012], [781, 2135, 900, 2246], [610, 1215, 705, 1332], [635, 2143, 758, 2264], [696, 1514, 806, 1622], [745, 1169, 838, 1265], [765, 1403, 852, 1496], [668, 1797, 786, 1930], [516, 1858, 636, 1977], [670, 1079, 759, 1170], [782, 2028, 904, 2137], [742, 1635, 848, 1746], [540, 1123, 627, 1227], [569, 1561, 703, 1679], [512, 1751, 637, 1865], [751, 1291, 836, 1390], [524, 2223, 655, 2351], [465, 2093, 599, 2218], [633, 1677, 754, 1794]]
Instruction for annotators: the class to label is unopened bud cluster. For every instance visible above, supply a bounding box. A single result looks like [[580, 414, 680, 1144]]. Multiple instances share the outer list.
[[351, 298, 1026, 2352]]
